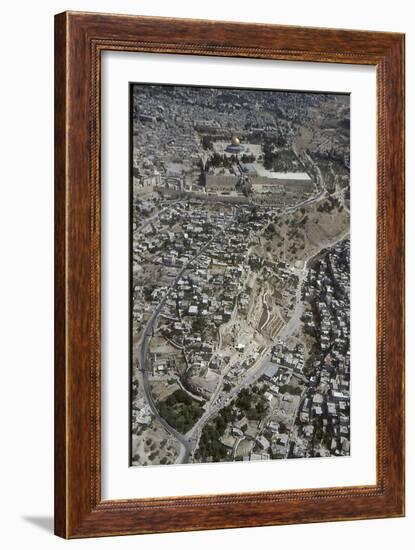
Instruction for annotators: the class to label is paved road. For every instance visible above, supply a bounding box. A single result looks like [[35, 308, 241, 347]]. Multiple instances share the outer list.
[[134, 200, 180, 238], [284, 386, 308, 458], [135, 176, 347, 463], [182, 218, 349, 459], [135, 226, 230, 463], [180, 148, 346, 458], [137, 261, 193, 461], [139, 350, 191, 462]]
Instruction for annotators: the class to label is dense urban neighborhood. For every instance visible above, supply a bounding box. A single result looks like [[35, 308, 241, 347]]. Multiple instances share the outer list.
[[130, 84, 350, 466]]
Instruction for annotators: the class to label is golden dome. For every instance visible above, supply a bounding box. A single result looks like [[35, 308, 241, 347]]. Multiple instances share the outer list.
[[231, 136, 240, 145]]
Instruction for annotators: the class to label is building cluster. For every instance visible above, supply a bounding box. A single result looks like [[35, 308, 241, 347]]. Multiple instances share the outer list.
[[293, 239, 351, 457], [131, 197, 350, 462], [131, 84, 344, 200], [133, 202, 281, 391], [130, 83, 351, 466], [218, 239, 351, 462], [203, 157, 314, 198]]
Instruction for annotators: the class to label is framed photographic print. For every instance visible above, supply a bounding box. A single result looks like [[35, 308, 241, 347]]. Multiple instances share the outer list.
[[54, 11, 405, 538]]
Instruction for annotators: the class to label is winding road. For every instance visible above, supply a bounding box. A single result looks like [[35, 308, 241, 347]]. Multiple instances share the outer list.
[[135, 225, 231, 463], [135, 157, 348, 463]]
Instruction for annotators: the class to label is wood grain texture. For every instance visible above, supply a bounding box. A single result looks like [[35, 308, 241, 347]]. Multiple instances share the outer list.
[[54, 11, 68, 539], [54, 11, 405, 539]]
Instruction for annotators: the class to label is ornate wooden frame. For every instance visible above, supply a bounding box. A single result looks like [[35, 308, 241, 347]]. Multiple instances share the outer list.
[[54, 11, 405, 538]]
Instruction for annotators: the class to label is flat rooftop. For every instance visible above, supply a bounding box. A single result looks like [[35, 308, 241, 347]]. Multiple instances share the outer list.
[[253, 163, 311, 180]]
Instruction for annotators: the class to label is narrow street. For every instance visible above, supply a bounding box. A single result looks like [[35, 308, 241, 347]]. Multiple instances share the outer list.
[[133, 150, 349, 464], [135, 224, 231, 463]]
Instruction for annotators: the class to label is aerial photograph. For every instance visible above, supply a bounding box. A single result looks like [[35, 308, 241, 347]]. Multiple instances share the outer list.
[[130, 83, 350, 467]]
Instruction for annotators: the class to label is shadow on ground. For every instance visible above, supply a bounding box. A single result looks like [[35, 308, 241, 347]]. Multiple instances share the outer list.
[[22, 516, 54, 533]]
